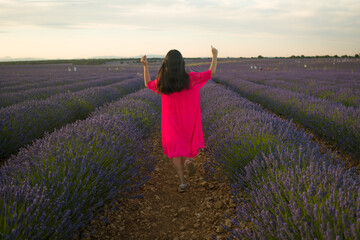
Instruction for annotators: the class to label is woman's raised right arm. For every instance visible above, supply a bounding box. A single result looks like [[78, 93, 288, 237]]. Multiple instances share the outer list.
[[209, 45, 218, 77], [141, 55, 151, 87]]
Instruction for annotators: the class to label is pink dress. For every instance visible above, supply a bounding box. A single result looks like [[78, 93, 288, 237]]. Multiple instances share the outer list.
[[147, 70, 212, 158]]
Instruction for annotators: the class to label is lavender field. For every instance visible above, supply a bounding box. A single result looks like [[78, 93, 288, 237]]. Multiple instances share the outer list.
[[196, 58, 360, 239], [0, 63, 159, 159], [0, 61, 161, 238], [213, 58, 360, 159], [0, 58, 359, 239]]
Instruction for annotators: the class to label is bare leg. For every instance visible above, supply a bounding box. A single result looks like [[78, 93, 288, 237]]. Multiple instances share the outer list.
[[184, 157, 196, 176], [172, 157, 186, 185]]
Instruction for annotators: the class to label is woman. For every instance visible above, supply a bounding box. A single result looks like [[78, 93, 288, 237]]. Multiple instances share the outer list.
[[141, 46, 218, 192]]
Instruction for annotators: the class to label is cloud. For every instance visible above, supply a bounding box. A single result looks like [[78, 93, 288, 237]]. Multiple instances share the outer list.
[[0, 0, 359, 53]]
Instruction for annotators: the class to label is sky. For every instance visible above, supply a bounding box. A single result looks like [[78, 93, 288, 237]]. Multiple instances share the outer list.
[[0, 0, 359, 60]]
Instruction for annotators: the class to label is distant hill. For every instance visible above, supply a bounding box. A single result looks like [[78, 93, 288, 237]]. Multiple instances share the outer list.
[[0, 55, 168, 65], [0, 56, 45, 62]]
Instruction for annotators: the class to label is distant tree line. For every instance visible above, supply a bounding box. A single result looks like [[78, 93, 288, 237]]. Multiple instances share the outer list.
[[289, 54, 359, 58], [254, 54, 359, 59]]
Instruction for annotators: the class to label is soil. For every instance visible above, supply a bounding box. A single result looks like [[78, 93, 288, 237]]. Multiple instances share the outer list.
[[79, 128, 241, 240], [0, 158, 6, 167]]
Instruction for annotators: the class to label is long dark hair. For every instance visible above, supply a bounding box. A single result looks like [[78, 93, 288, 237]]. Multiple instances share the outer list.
[[156, 49, 190, 94]]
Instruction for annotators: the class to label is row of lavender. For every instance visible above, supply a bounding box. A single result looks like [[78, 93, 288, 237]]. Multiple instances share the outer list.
[[0, 64, 147, 108], [0, 88, 161, 239], [199, 80, 359, 239], [0, 77, 143, 159], [0, 64, 136, 91], [1, 65, 70, 88], [239, 68, 360, 107], [212, 71, 360, 159], [214, 59, 360, 107], [0, 74, 134, 108]]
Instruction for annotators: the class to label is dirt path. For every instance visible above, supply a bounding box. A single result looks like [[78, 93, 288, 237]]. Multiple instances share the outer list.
[[80, 128, 239, 240]]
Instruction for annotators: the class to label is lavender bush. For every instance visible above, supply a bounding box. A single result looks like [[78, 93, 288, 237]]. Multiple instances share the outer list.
[[200, 81, 316, 182], [245, 73, 360, 108], [92, 89, 162, 129], [0, 63, 158, 94], [222, 61, 360, 108], [213, 76, 360, 159], [0, 181, 52, 239], [0, 64, 128, 93], [229, 148, 359, 239], [0, 75, 134, 108], [0, 88, 161, 239], [0, 64, 69, 90], [0, 78, 144, 158], [197, 78, 359, 239]]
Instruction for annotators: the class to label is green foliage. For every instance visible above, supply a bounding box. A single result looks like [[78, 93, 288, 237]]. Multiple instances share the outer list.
[[220, 130, 280, 180]]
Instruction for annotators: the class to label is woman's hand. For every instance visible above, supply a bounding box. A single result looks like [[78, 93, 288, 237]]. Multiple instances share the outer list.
[[210, 46, 218, 77], [142, 55, 150, 87], [141, 55, 148, 67], [211, 45, 218, 58]]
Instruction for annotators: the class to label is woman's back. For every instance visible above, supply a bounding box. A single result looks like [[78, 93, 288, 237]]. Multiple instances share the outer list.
[[147, 69, 212, 158]]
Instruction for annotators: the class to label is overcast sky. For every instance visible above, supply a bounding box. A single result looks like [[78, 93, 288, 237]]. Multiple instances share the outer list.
[[0, 0, 359, 59]]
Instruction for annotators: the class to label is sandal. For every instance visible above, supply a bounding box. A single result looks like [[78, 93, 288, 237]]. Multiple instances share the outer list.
[[178, 183, 190, 193], [185, 159, 196, 176]]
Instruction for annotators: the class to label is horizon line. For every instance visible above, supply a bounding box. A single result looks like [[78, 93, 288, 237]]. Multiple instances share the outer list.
[[1, 53, 360, 63]]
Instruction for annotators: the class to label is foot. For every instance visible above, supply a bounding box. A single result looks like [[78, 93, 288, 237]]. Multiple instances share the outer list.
[[185, 159, 196, 176], [178, 183, 190, 193]]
